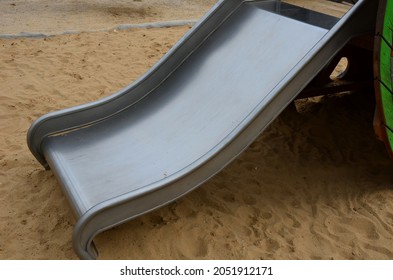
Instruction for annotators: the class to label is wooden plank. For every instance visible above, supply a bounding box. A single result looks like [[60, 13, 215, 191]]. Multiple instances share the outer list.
[[284, 0, 352, 18]]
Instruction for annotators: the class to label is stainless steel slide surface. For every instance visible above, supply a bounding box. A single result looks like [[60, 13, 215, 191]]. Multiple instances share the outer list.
[[27, 0, 378, 259]]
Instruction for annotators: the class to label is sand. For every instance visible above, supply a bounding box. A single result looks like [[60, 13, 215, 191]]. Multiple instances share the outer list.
[[0, 0, 393, 260]]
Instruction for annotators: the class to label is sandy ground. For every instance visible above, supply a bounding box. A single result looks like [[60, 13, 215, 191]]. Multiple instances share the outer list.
[[1, 0, 393, 260]]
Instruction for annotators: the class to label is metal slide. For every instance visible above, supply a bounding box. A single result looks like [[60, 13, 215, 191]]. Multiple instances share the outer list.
[[27, 0, 378, 259]]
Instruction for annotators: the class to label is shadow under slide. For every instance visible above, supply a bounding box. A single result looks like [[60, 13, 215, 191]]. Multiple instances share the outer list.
[[27, 0, 378, 259]]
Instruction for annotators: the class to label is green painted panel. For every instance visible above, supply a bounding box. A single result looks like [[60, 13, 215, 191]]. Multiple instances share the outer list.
[[380, 0, 393, 149]]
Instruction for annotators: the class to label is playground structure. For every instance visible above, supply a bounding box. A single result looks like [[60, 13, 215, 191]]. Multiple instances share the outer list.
[[374, 0, 393, 160], [27, 0, 391, 259]]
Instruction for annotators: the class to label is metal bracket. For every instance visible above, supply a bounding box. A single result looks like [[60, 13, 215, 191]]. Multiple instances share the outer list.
[[297, 34, 375, 99]]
